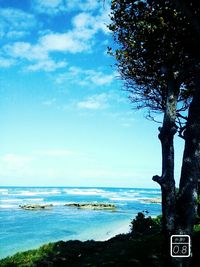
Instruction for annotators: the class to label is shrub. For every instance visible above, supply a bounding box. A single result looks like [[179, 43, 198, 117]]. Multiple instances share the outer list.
[[130, 212, 161, 236]]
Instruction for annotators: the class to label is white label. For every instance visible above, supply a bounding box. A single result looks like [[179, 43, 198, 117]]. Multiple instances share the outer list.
[[170, 235, 191, 257]]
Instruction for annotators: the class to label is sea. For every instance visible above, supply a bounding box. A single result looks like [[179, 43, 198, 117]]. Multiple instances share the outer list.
[[0, 186, 161, 259]]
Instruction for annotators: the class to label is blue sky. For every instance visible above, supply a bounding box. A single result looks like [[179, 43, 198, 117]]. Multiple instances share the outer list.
[[0, 0, 184, 188]]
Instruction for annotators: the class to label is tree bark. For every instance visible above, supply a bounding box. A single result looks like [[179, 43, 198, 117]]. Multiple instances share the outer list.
[[176, 78, 200, 236], [153, 73, 179, 238], [197, 181, 200, 218]]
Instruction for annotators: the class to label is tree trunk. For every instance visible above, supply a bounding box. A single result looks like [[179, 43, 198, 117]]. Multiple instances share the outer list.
[[176, 79, 200, 236], [197, 180, 200, 218], [153, 74, 179, 238]]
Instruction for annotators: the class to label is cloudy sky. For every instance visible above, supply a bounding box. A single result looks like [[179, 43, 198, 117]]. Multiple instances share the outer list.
[[0, 0, 184, 188]]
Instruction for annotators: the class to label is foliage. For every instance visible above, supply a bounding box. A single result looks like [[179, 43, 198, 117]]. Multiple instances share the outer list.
[[108, 0, 199, 125], [194, 224, 200, 233], [130, 212, 161, 236], [0, 243, 55, 267]]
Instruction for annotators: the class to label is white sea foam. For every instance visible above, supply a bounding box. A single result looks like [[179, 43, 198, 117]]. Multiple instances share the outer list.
[[123, 192, 139, 196], [0, 189, 9, 195], [104, 191, 140, 199], [99, 193, 118, 199], [63, 189, 137, 199], [9, 190, 61, 196], [63, 188, 106, 196], [137, 190, 161, 194], [49, 201, 65, 206], [1, 192, 9, 195], [0, 204, 16, 209], [106, 191, 140, 201], [138, 201, 152, 205], [1, 199, 21, 203], [109, 197, 138, 201], [0, 189, 8, 192], [138, 198, 161, 205], [24, 198, 44, 202]]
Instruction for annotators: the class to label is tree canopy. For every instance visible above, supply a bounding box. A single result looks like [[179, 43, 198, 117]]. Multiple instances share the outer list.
[[108, 0, 198, 124]]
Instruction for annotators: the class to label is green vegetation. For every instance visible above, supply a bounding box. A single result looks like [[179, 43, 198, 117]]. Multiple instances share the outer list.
[[1, 213, 199, 267], [130, 212, 162, 236]]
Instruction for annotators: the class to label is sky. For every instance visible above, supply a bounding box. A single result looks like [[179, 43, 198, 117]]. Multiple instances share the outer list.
[[0, 0, 185, 188]]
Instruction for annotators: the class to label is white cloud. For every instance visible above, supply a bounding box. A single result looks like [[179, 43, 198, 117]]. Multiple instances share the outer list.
[[0, 8, 37, 40], [4, 42, 47, 61], [89, 71, 114, 85], [67, 0, 101, 12], [27, 59, 67, 72], [0, 57, 15, 67], [32, 0, 65, 15], [1, 2, 111, 72], [4, 41, 68, 72], [6, 30, 27, 38], [39, 32, 89, 53], [32, 0, 102, 15], [36, 10, 110, 54], [3, 10, 109, 72], [72, 10, 110, 36], [56, 66, 115, 86], [77, 93, 109, 110], [72, 13, 97, 40]]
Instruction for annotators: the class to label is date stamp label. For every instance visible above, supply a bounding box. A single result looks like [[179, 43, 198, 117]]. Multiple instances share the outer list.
[[170, 235, 191, 257]]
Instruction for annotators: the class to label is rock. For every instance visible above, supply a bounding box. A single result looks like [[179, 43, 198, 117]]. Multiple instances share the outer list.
[[139, 198, 161, 204], [64, 203, 116, 210], [19, 204, 53, 210]]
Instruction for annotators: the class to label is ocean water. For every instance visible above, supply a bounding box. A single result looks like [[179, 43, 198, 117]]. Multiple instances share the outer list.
[[0, 187, 161, 259]]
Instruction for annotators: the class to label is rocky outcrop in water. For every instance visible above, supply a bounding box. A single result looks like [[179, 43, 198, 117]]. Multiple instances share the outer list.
[[64, 203, 116, 210], [19, 204, 53, 210]]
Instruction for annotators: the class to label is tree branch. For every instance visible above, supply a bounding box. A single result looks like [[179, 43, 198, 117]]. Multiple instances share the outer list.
[[152, 175, 164, 186]]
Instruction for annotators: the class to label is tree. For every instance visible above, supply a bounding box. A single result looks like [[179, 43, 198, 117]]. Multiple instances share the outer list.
[[166, 0, 200, 238], [109, 0, 194, 239], [176, 77, 200, 236], [109, 2, 200, 267]]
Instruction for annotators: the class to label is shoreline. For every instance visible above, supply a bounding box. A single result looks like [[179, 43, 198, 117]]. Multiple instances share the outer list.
[[1, 219, 200, 266], [0, 220, 131, 260], [97, 221, 131, 241], [0, 187, 161, 260]]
